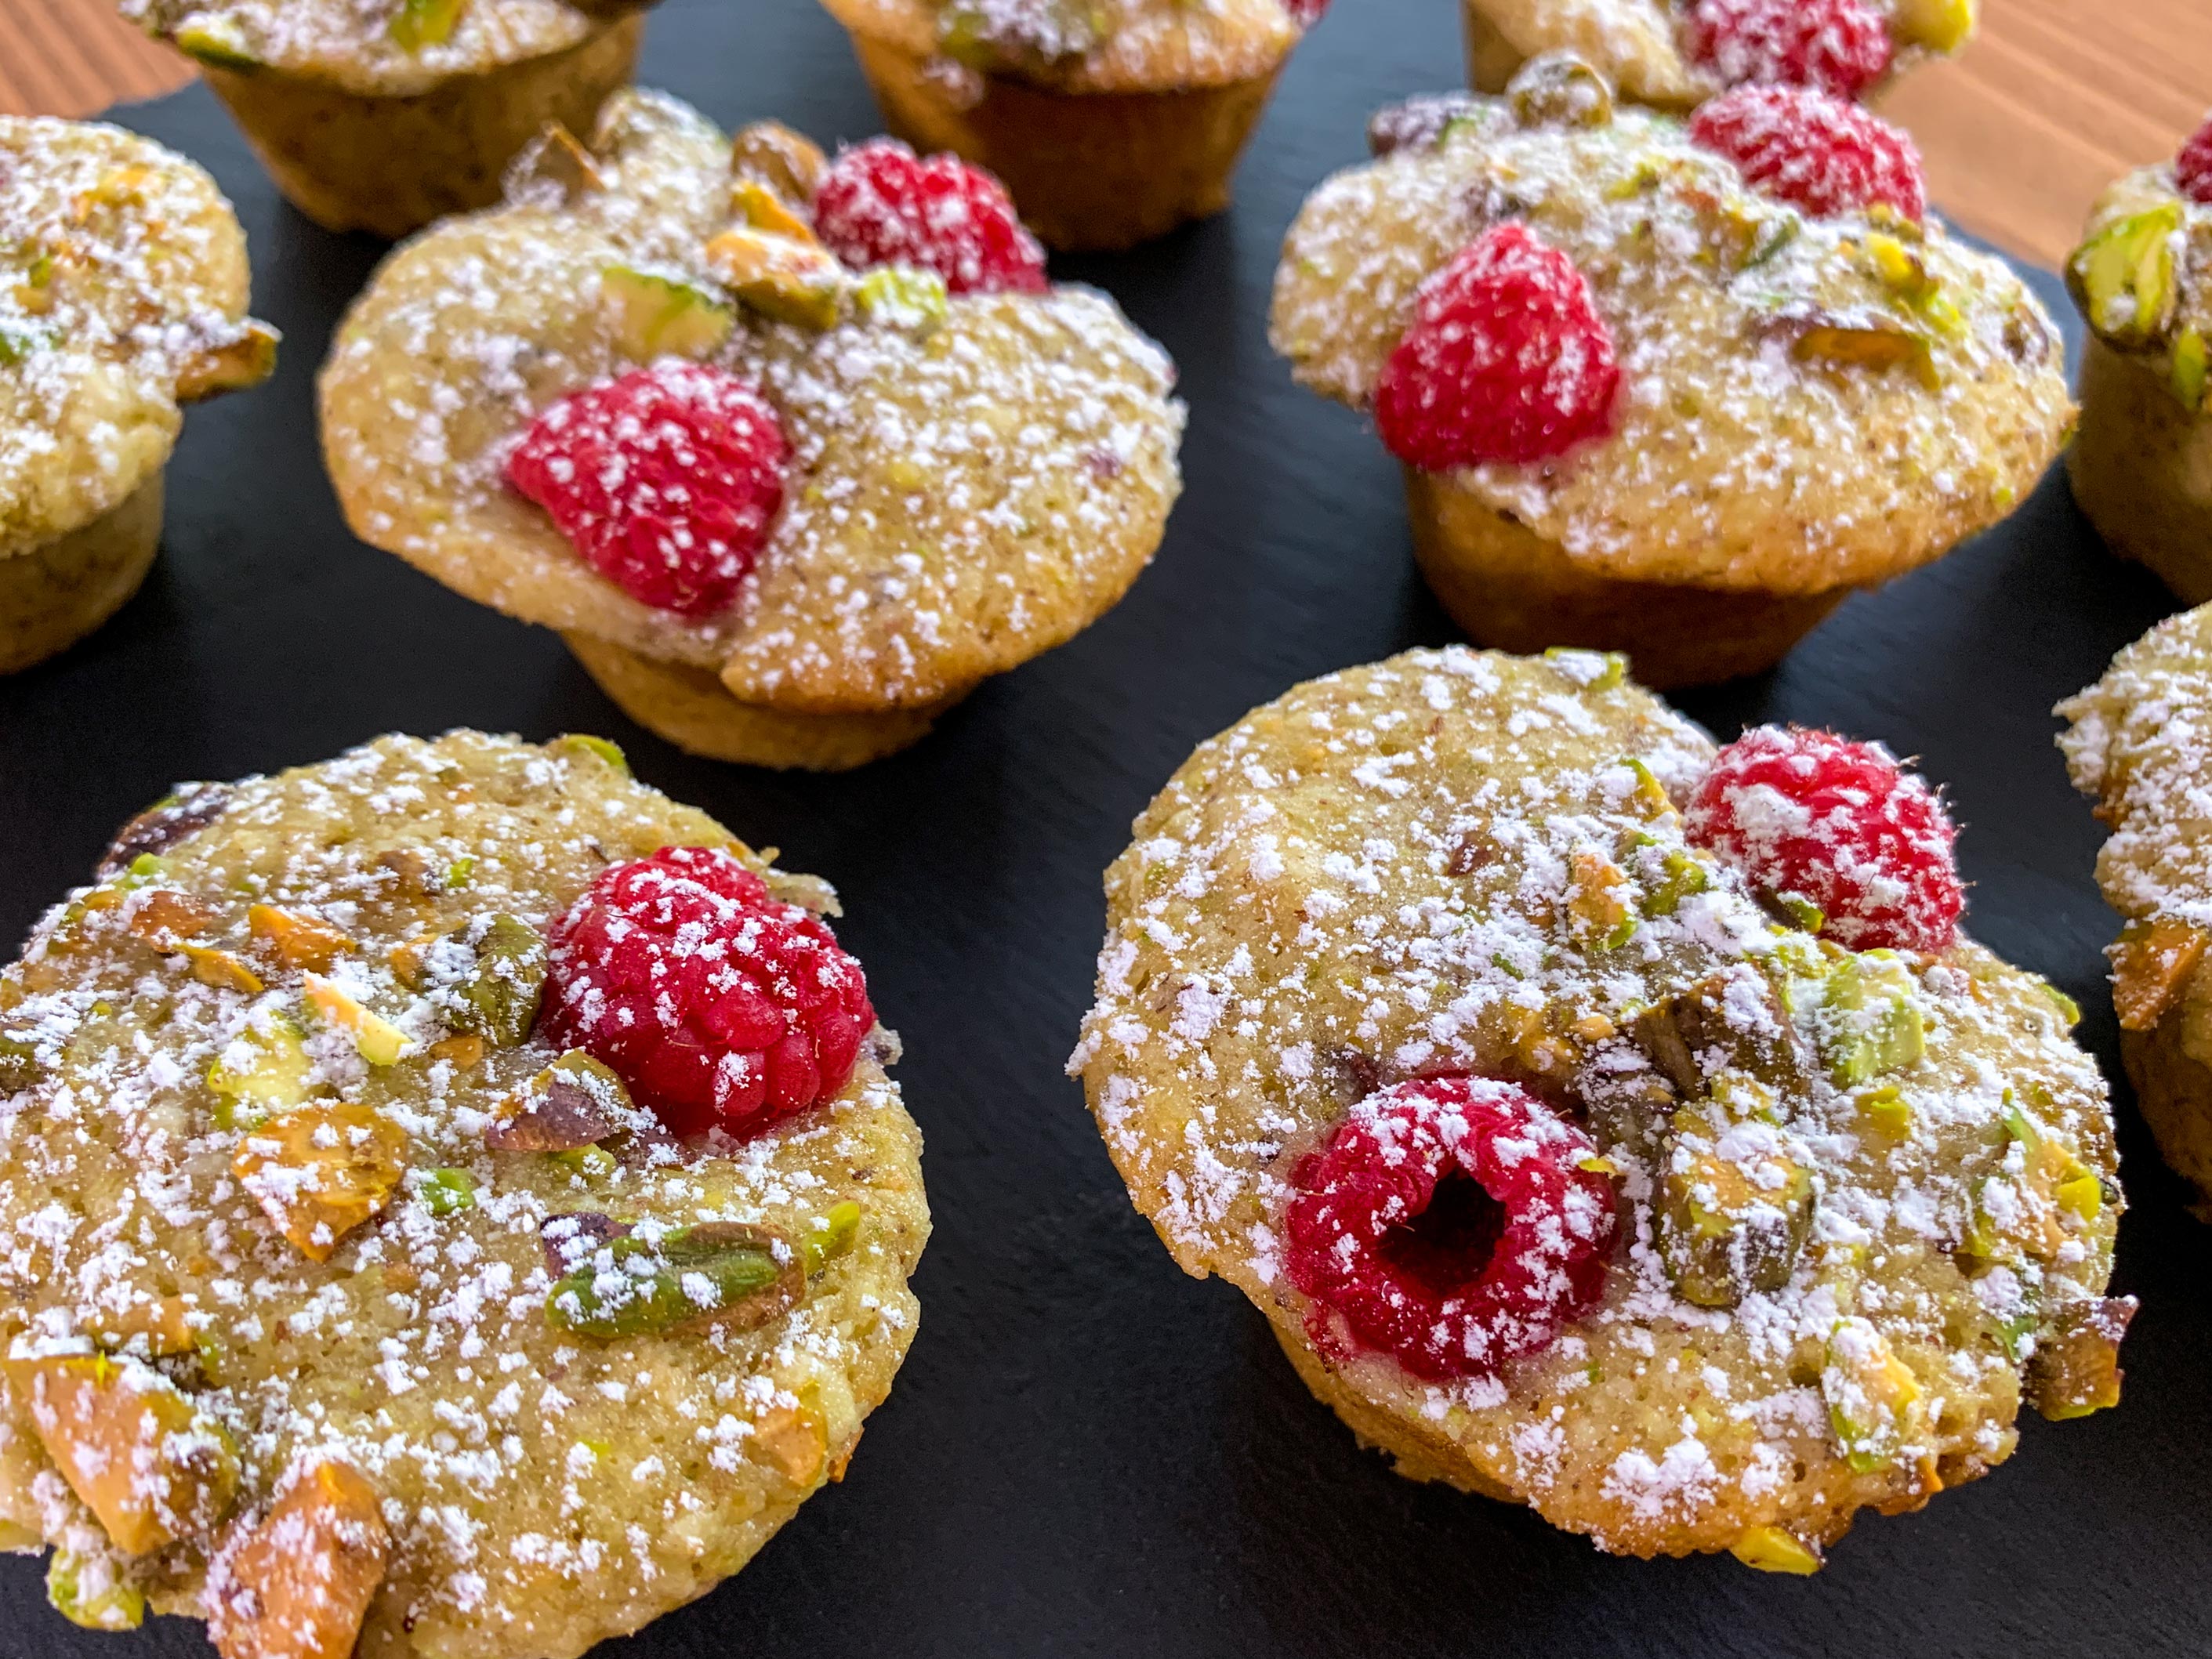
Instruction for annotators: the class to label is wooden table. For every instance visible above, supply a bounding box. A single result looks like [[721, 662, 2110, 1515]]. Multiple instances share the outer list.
[[0, 0, 2203, 267]]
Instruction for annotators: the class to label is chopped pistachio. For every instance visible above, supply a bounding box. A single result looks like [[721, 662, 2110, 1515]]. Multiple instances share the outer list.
[[731, 121, 828, 203], [2172, 326, 2209, 411], [1814, 951, 1924, 1088], [750, 1403, 827, 1483], [233, 1100, 408, 1261], [0, 1029, 41, 1093], [46, 1548, 144, 1631], [205, 1012, 316, 1127], [1506, 49, 1613, 128], [801, 1201, 862, 1274], [545, 1223, 799, 1338], [1566, 849, 1636, 950], [550, 733, 629, 775], [389, 0, 467, 50], [418, 1168, 477, 1216], [855, 267, 950, 333], [182, 946, 264, 995], [209, 1462, 388, 1659], [2067, 204, 2182, 350], [2039, 980, 2082, 1027], [446, 915, 547, 1047], [731, 179, 818, 242], [2024, 1296, 2136, 1421], [509, 123, 606, 204], [1855, 1084, 1912, 1142], [175, 321, 279, 402], [1822, 1317, 1923, 1473], [7, 1353, 239, 1553], [1658, 1117, 1815, 1307], [248, 904, 355, 973], [488, 1050, 627, 1151], [703, 227, 847, 329], [1784, 309, 1941, 390], [0, 318, 55, 366], [601, 265, 735, 361], [1728, 1525, 1822, 1576], [1543, 645, 1625, 690], [550, 1144, 619, 1179], [303, 973, 414, 1067], [172, 16, 261, 69]]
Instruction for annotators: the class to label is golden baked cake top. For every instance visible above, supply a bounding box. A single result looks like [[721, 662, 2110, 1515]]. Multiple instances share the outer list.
[[318, 90, 1184, 715], [2065, 131, 2212, 416], [0, 731, 928, 1655], [1072, 647, 2125, 1564], [0, 118, 274, 557], [1269, 75, 2072, 595], [121, 0, 650, 96], [1464, 0, 1976, 111], [814, 0, 1314, 94]]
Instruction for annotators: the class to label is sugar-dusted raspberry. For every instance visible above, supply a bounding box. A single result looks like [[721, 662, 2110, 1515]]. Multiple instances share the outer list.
[[2178, 113, 2212, 206], [1683, 0, 1892, 100], [1373, 223, 1621, 471], [506, 363, 787, 619], [1283, 1078, 1616, 1382], [1684, 725, 1964, 953], [541, 846, 876, 1139], [811, 139, 1048, 296], [1688, 85, 1927, 220]]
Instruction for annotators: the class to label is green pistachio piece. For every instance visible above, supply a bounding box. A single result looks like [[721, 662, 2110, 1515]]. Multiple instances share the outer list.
[[46, 1549, 143, 1632], [601, 266, 735, 362], [443, 857, 475, 890], [488, 1050, 629, 1152], [2171, 325, 2208, 411], [1543, 646, 1625, 690], [550, 733, 629, 775], [549, 1145, 618, 1179], [418, 1168, 477, 1215], [389, 0, 467, 50], [2067, 203, 2182, 350], [800, 1201, 861, 1274], [205, 1012, 316, 1128], [546, 1223, 797, 1338], [1641, 849, 1710, 918], [1781, 307, 1942, 390], [1506, 49, 1613, 129], [1856, 1084, 1912, 1141], [447, 915, 547, 1048], [937, 0, 1106, 71], [1822, 1316, 1924, 1473], [1815, 951, 1924, 1088], [1658, 1117, 1815, 1307], [173, 16, 261, 69], [855, 268, 950, 333]]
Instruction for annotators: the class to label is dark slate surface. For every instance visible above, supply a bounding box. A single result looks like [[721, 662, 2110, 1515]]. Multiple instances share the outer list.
[[0, 0, 2200, 1652]]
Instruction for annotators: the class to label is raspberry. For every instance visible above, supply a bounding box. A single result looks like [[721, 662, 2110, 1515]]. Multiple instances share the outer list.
[[541, 846, 876, 1139], [1689, 85, 1927, 220], [812, 140, 1048, 296], [1684, 725, 1964, 954], [2178, 113, 2212, 207], [506, 363, 787, 619], [1282, 1078, 1616, 1382], [1373, 223, 1621, 471], [1282, 0, 1329, 24], [1683, 0, 1892, 100]]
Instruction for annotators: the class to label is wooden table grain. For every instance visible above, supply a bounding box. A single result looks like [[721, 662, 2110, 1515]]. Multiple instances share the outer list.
[[0, 0, 2204, 266]]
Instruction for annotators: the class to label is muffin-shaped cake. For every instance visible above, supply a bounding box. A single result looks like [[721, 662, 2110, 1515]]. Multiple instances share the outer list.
[[1271, 67, 2070, 687], [2065, 112, 2212, 604], [123, 0, 655, 239], [0, 118, 276, 677], [320, 91, 1184, 770], [814, 0, 1325, 249], [1073, 646, 2130, 1567], [2062, 603, 2212, 1213], [0, 731, 928, 1654], [1463, 0, 1976, 113]]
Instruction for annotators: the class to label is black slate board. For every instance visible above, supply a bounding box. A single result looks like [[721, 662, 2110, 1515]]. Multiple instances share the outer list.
[[2, 2, 2205, 1653]]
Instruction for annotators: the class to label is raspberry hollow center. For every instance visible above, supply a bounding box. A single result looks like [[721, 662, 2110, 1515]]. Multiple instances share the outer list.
[[1377, 1166, 1507, 1299]]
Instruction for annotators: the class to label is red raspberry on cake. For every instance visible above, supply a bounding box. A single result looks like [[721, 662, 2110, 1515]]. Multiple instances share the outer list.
[[541, 846, 876, 1139], [1373, 223, 1621, 471], [1684, 724, 1964, 954], [1689, 85, 1927, 221], [2178, 114, 2212, 207], [1282, 1077, 1617, 1382], [812, 139, 1049, 296], [505, 362, 788, 619], [1684, 0, 1892, 100]]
